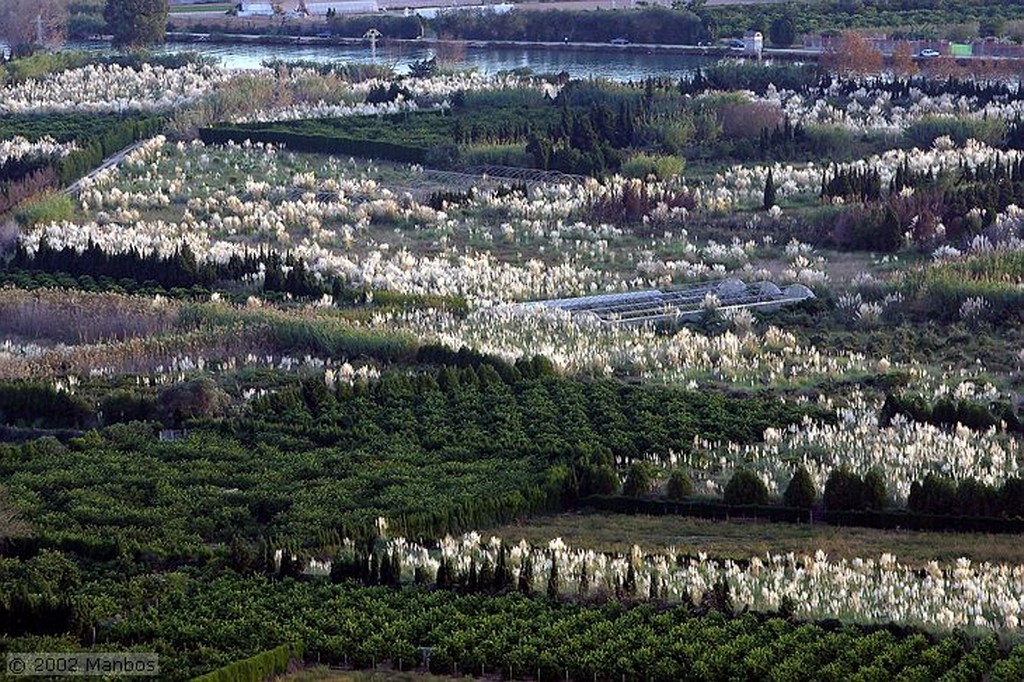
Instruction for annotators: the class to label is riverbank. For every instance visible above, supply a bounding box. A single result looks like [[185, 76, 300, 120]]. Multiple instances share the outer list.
[[166, 31, 820, 62]]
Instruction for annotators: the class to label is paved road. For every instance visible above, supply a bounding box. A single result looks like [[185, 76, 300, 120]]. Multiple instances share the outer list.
[[66, 140, 145, 197]]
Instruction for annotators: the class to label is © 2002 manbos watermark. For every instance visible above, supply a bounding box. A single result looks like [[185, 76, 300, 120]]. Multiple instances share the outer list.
[[6, 653, 159, 677]]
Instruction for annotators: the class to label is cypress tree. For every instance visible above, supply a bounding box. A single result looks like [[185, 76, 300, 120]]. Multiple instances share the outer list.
[[577, 564, 590, 600], [546, 555, 560, 600], [624, 562, 637, 599], [783, 465, 817, 509], [518, 553, 533, 595], [763, 168, 777, 211]]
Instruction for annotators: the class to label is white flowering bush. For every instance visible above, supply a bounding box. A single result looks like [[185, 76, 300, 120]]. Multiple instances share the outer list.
[[0, 63, 232, 114], [751, 80, 1024, 135], [0, 136, 78, 167], [693, 391, 1020, 503], [709, 138, 1024, 212], [27, 137, 784, 306], [325, 532, 1024, 632], [233, 71, 557, 123], [366, 306, 884, 388]]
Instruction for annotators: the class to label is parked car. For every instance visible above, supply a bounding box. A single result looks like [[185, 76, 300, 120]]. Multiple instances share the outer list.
[[610, 37, 629, 45], [918, 48, 941, 58]]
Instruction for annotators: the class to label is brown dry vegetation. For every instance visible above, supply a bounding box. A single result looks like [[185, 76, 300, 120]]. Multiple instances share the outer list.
[[0, 0, 67, 52], [823, 31, 884, 76], [717, 101, 785, 140], [891, 41, 919, 77], [0, 288, 180, 344], [0, 325, 280, 380], [168, 70, 364, 139]]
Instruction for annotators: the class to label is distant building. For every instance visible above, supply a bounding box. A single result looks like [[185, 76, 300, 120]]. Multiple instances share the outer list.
[[950, 43, 973, 58], [300, 0, 380, 14], [744, 30, 763, 57], [403, 3, 513, 18], [238, 1, 275, 15]]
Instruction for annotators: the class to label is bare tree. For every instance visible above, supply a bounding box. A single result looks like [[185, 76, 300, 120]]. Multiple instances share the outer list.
[[0, 0, 68, 55], [0, 219, 18, 256], [891, 42, 919, 77], [823, 31, 884, 76]]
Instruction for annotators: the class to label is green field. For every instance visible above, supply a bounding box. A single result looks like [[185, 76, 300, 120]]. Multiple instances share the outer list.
[[494, 512, 1024, 567], [169, 3, 234, 13]]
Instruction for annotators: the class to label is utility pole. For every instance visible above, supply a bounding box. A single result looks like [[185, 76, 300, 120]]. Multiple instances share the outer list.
[[36, 14, 44, 46]]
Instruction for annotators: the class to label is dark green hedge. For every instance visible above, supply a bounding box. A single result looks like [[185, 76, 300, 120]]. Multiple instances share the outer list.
[[824, 509, 1024, 534], [191, 643, 303, 682], [199, 127, 429, 164], [54, 116, 164, 185], [582, 494, 1024, 535], [581, 495, 809, 523]]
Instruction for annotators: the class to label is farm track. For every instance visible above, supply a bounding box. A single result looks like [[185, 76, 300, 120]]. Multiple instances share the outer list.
[[65, 139, 146, 197]]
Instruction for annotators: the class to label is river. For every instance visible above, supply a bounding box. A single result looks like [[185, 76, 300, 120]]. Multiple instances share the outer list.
[[66, 39, 715, 79]]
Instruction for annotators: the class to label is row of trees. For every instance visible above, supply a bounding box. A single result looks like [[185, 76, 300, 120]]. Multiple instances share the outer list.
[[51, 573, 1023, 681], [880, 393, 1024, 435], [7, 238, 348, 299], [432, 7, 709, 46], [909, 475, 1024, 518], [0, 376, 230, 430], [0, 361, 822, 561], [830, 173, 1024, 253], [709, 466, 881, 511], [614, 461, 1024, 521]]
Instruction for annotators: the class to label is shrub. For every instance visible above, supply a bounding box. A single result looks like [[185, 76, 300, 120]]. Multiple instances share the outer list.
[[908, 473, 958, 515], [824, 467, 887, 511], [582, 463, 619, 496], [665, 468, 694, 501], [13, 192, 74, 227], [424, 142, 462, 169], [157, 377, 229, 426], [862, 469, 888, 510], [723, 469, 769, 506], [783, 465, 817, 508], [644, 118, 696, 154], [100, 390, 157, 425], [823, 467, 862, 511], [716, 101, 785, 140], [803, 125, 856, 158], [0, 382, 93, 428], [461, 144, 532, 168], [905, 116, 1006, 148], [620, 153, 684, 180], [833, 204, 903, 252], [191, 643, 303, 682], [622, 462, 655, 497], [769, 15, 795, 47]]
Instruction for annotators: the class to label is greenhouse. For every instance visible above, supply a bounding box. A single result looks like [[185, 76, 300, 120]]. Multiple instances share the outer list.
[[526, 278, 814, 325]]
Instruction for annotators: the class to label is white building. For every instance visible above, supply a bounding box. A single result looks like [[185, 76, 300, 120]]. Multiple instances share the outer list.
[[744, 30, 763, 57], [302, 0, 380, 14], [405, 3, 512, 18], [238, 1, 275, 15]]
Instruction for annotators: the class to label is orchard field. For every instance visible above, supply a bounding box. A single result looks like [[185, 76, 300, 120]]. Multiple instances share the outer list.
[[2, 45, 1024, 680]]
